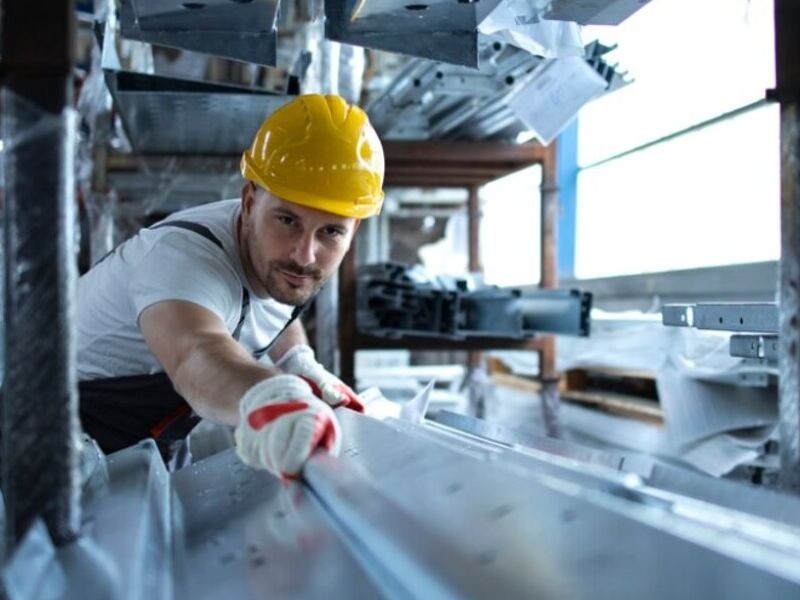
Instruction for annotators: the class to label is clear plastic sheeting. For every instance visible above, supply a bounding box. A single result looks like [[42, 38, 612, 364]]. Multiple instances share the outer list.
[[1, 89, 82, 545], [1, 517, 123, 600], [1, 520, 66, 600], [491, 309, 779, 476], [479, 0, 585, 58]]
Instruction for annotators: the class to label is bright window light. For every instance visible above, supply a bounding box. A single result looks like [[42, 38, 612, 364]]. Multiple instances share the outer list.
[[575, 104, 780, 279], [480, 165, 542, 286], [579, 0, 775, 167]]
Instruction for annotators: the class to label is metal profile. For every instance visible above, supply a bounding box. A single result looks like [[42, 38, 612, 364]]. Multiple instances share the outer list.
[[325, 0, 502, 67], [730, 335, 779, 362], [544, 0, 654, 25], [662, 302, 779, 333], [119, 0, 279, 66], [104, 70, 292, 154]]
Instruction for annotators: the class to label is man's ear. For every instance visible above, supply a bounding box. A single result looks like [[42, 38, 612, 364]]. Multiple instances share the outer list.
[[241, 181, 255, 216]]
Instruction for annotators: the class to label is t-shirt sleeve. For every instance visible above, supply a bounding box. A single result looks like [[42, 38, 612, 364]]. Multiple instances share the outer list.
[[128, 231, 241, 328]]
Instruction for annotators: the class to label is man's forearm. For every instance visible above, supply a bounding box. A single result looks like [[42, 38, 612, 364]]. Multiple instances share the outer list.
[[172, 334, 278, 427], [267, 319, 309, 363]]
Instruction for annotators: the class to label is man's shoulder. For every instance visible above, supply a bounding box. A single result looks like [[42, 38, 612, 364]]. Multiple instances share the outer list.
[[160, 198, 239, 226]]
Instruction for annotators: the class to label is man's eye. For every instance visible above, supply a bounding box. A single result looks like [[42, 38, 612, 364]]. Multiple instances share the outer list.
[[324, 227, 344, 238], [277, 215, 294, 226]]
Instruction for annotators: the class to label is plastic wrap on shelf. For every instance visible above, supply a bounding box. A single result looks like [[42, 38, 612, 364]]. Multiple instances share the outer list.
[[357, 262, 592, 340], [2, 89, 82, 546], [478, 0, 585, 58]]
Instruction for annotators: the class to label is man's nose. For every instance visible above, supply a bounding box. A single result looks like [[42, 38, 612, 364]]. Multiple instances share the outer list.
[[291, 231, 316, 267]]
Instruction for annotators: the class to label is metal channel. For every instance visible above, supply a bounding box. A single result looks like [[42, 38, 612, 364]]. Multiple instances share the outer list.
[[1, 0, 81, 550], [430, 410, 800, 532], [308, 411, 800, 599], [119, 0, 279, 66], [544, 0, 654, 26], [171, 448, 382, 600], [325, 0, 501, 67], [662, 302, 779, 333], [428, 409, 649, 475], [105, 70, 291, 154], [730, 334, 779, 361]]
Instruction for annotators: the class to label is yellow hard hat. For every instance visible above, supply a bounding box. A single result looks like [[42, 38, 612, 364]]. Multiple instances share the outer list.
[[241, 94, 385, 219]]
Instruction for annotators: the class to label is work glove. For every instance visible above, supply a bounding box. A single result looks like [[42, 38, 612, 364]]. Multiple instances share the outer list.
[[234, 374, 341, 479], [275, 344, 365, 413]]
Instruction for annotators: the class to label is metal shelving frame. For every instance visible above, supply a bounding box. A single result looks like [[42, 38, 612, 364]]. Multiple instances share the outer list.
[[337, 140, 562, 435]]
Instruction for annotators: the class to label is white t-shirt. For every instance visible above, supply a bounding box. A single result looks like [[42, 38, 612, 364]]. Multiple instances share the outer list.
[[77, 199, 295, 381]]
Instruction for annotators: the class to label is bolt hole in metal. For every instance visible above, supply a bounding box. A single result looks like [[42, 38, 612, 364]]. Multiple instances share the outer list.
[[182, 2, 206, 8]]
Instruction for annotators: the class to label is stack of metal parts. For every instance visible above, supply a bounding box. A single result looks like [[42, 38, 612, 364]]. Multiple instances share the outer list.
[[357, 262, 592, 340], [327, 0, 651, 66], [8, 410, 800, 599], [663, 302, 779, 386], [366, 41, 628, 142]]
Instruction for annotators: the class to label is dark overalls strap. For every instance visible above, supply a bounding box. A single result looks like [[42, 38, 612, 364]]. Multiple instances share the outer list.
[[79, 219, 306, 469]]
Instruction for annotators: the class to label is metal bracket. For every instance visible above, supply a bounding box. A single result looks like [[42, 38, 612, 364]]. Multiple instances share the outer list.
[[662, 302, 778, 334]]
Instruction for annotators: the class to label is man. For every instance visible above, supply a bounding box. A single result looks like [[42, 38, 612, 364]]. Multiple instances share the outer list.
[[77, 94, 384, 478]]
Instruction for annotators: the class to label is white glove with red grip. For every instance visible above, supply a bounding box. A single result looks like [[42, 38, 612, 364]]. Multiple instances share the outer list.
[[275, 344, 364, 413], [234, 374, 341, 479]]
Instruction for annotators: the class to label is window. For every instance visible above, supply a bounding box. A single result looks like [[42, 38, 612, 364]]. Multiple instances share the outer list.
[[574, 0, 778, 278]]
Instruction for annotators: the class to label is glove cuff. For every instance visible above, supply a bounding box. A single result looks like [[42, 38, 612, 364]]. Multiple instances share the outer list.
[[274, 344, 316, 371]]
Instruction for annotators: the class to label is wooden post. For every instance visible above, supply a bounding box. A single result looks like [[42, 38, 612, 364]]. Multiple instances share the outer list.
[[539, 143, 560, 437]]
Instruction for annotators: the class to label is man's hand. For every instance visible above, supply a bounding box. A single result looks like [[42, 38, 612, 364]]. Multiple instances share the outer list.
[[274, 345, 365, 413], [234, 374, 341, 479]]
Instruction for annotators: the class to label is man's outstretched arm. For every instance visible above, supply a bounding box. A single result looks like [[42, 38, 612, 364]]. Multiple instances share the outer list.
[[139, 299, 278, 426]]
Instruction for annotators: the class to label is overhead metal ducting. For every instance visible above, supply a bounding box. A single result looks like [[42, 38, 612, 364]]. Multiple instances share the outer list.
[[105, 70, 293, 154], [119, 0, 280, 66], [326, 0, 503, 67], [545, 0, 655, 26]]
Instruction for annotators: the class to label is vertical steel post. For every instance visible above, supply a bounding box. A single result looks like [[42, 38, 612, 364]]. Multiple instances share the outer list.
[[315, 272, 339, 373], [776, 0, 800, 493], [339, 244, 357, 386], [467, 184, 484, 416], [467, 185, 481, 273], [539, 144, 560, 437], [1, 0, 81, 547]]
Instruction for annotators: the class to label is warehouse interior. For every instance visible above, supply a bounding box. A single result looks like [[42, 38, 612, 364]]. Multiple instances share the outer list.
[[1, 0, 800, 598]]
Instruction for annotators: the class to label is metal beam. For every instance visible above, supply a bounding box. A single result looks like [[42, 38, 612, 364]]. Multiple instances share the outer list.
[[1, 0, 81, 549], [730, 335, 779, 362], [662, 303, 779, 333]]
